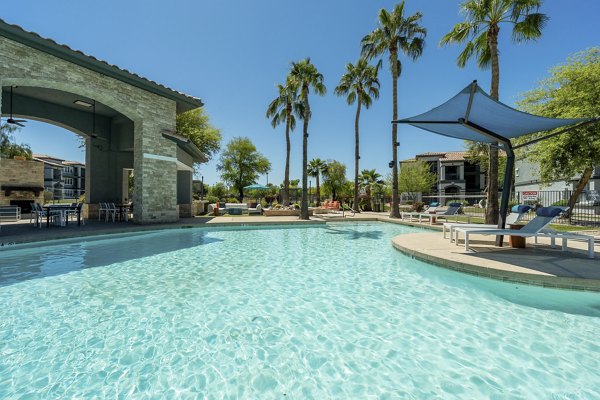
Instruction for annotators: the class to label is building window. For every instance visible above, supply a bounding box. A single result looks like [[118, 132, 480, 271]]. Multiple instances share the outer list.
[[445, 165, 459, 181]]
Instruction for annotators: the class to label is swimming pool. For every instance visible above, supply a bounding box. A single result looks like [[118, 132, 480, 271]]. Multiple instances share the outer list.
[[1, 223, 599, 398]]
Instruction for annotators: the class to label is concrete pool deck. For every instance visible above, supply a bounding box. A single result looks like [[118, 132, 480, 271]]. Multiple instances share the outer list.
[[2, 212, 599, 291], [392, 232, 600, 291]]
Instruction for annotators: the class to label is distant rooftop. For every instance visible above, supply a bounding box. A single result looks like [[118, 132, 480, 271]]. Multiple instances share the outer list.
[[414, 151, 468, 162], [33, 154, 84, 167]]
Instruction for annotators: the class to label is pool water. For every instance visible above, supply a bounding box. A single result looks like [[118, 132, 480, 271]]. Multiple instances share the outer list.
[[1, 223, 599, 398]]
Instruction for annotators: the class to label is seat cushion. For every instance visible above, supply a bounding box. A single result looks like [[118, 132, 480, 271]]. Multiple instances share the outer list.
[[511, 205, 532, 214], [535, 206, 563, 218]]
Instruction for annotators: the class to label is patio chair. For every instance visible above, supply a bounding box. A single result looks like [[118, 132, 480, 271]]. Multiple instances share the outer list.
[[454, 206, 594, 258], [403, 203, 466, 224], [65, 203, 85, 225], [98, 202, 109, 221], [401, 201, 440, 221], [248, 204, 262, 215], [443, 205, 532, 241], [105, 203, 118, 222]]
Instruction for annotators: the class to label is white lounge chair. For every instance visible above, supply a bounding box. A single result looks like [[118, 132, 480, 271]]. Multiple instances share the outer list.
[[401, 202, 440, 220], [403, 202, 467, 224], [248, 204, 262, 215], [454, 206, 595, 258], [443, 205, 532, 241]]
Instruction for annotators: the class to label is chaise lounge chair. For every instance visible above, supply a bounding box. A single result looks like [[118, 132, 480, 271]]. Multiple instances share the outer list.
[[443, 205, 532, 241], [454, 206, 595, 258], [401, 201, 439, 221], [248, 204, 262, 215], [402, 202, 467, 224]]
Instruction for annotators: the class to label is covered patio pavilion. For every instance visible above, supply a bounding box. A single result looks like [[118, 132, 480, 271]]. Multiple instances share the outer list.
[[0, 19, 206, 223], [393, 80, 599, 245]]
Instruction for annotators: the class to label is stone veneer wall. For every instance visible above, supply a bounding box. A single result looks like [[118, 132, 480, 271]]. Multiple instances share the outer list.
[[0, 158, 44, 205], [0, 36, 180, 223]]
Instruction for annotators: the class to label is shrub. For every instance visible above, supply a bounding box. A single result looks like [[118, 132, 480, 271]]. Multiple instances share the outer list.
[[206, 195, 219, 204], [447, 199, 469, 206], [226, 197, 240, 203], [412, 201, 425, 212], [551, 199, 569, 207]]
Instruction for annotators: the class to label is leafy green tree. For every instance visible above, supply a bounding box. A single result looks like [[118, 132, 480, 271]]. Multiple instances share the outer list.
[[323, 160, 347, 201], [307, 158, 328, 206], [176, 108, 222, 162], [0, 123, 32, 159], [398, 160, 437, 200], [335, 58, 381, 212], [288, 58, 326, 219], [266, 80, 303, 205], [441, 0, 548, 224], [359, 169, 382, 211], [217, 137, 271, 201], [361, 1, 427, 218], [209, 182, 228, 200], [516, 48, 600, 216]]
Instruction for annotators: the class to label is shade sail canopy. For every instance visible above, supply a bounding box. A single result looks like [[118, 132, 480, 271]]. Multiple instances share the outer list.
[[243, 184, 269, 190], [394, 81, 588, 143]]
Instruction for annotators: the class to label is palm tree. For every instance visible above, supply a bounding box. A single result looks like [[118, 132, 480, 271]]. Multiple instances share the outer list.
[[359, 169, 382, 211], [308, 158, 328, 207], [288, 58, 326, 220], [335, 59, 381, 213], [361, 2, 427, 218], [440, 0, 548, 224], [266, 80, 302, 205]]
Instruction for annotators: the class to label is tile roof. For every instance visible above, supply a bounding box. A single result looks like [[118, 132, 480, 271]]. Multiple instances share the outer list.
[[415, 151, 468, 161], [0, 19, 203, 110]]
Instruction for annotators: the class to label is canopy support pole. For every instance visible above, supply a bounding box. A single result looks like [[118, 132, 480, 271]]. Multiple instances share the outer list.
[[458, 119, 514, 246], [497, 142, 515, 246]]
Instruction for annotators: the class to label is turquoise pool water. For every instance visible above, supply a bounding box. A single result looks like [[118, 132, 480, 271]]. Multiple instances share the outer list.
[[1, 223, 599, 398]]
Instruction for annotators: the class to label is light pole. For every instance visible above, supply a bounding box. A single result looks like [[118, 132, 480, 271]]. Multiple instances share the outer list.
[[200, 175, 204, 200]]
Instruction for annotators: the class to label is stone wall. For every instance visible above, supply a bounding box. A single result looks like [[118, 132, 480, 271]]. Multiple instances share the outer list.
[[0, 36, 180, 223], [0, 158, 44, 205]]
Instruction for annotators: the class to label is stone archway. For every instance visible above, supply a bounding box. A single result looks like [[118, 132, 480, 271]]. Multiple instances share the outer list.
[[1, 84, 136, 211], [0, 23, 203, 223]]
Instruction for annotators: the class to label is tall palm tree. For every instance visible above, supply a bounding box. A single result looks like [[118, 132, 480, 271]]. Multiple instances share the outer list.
[[335, 58, 381, 213], [361, 1, 427, 218], [359, 169, 382, 211], [440, 0, 548, 224], [288, 58, 326, 220], [308, 158, 328, 207], [266, 80, 302, 205]]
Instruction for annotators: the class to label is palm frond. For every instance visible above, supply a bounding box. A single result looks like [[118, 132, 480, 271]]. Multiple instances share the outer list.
[[512, 12, 548, 42]]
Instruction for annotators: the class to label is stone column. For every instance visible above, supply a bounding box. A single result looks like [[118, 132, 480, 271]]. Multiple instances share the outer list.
[[132, 102, 179, 224]]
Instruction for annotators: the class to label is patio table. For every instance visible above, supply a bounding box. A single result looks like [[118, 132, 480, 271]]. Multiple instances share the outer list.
[[45, 204, 81, 228]]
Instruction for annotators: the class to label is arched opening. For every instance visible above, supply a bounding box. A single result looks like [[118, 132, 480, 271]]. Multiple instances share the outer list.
[[1, 85, 136, 217]]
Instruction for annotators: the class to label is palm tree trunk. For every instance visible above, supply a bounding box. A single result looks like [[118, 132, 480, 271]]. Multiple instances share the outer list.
[[390, 51, 400, 218], [354, 96, 362, 212], [316, 174, 321, 207], [300, 87, 310, 220], [486, 27, 500, 225], [566, 167, 594, 219], [283, 112, 291, 205]]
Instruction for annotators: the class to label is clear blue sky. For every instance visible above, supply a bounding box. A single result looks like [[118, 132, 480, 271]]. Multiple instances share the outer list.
[[3, 1, 599, 186]]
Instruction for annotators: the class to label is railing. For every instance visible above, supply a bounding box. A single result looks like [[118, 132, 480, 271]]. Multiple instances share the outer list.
[[418, 190, 600, 227], [0, 206, 21, 221]]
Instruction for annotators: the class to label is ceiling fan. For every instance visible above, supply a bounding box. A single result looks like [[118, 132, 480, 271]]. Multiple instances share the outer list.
[[6, 86, 27, 127]]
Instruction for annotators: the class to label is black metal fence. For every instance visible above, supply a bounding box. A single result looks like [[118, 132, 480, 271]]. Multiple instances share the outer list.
[[419, 190, 600, 227]]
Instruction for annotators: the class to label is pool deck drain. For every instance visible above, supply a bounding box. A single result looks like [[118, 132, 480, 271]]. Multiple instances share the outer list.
[[2, 213, 599, 291]]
